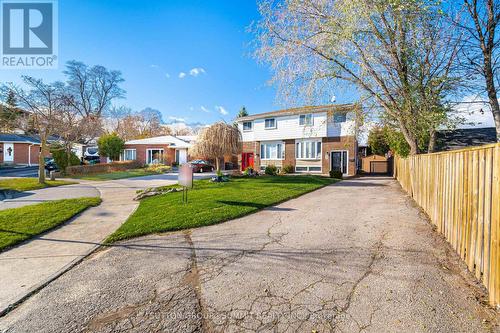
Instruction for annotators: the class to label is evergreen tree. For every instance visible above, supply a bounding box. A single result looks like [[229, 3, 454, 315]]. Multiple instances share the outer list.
[[237, 106, 249, 118], [0, 90, 20, 132]]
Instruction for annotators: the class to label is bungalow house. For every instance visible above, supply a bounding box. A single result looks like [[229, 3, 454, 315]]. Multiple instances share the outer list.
[[235, 104, 359, 176], [121, 135, 193, 165], [0, 133, 44, 166]]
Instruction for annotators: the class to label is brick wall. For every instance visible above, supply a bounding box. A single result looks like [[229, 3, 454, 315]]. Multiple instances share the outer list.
[[241, 136, 357, 175], [240, 141, 261, 170], [322, 136, 357, 176], [0, 142, 48, 165]]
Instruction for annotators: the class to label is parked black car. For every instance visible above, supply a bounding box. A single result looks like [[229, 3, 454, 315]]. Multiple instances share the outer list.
[[44, 157, 59, 172]]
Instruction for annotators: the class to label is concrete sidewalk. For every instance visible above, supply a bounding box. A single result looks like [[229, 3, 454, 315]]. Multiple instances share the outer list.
[[0, 182, 100, 210], [0, 180, 139, 316]]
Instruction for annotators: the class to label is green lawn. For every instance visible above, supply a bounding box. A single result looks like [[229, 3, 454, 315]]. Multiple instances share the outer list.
[[0, 197, 101, 251], [106, 175, 338, 243], [0, 178, 76, 192], [68, 169, 158, 181]]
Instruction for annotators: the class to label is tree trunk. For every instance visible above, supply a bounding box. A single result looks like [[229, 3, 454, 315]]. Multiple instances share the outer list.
[[38, 135, 47, 184], [215, 157, 220, 172], [494, 110, 500, 142], [427, 130, 436, 153], [484, 53, 500, 142], [398, 118, 419, 155]]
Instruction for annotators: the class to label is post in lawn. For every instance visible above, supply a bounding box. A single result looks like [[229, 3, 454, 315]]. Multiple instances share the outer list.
[[178, 163, 193, 203]]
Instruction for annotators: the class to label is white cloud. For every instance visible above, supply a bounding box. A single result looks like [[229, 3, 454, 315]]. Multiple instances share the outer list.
[[178, 72, 186, 79], [168, 116, 186, 122], [215, 105, 228, 116], [189, 106, 194, 111], [453, 95, 495, 129], [200, 106, 210, 113], [189, 67, 206, 77], [165, 73, 170, 79], [150, 64, 159, 69]]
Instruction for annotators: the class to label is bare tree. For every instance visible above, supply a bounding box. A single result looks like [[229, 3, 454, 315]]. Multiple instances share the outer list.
[[459, 0, 500, 141], [64, 60, 125, 118], [106, 106, 171, 140], [2, 77, 66, 183], [255, 0, 462, 154], [192, 122, 241, 171]]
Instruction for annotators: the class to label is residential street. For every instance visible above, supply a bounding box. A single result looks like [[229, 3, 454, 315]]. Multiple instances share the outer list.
[[1, 177, 498, 333], [0, 167, 38, 178]]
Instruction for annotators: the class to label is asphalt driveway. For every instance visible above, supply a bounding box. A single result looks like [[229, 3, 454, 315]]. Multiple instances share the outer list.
[[1, 177, 498, 332]]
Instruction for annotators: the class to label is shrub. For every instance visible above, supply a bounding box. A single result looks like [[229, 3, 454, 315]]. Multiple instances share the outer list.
[[145, 164, 172, 174], [97, 133, 125, 161], [50, 145, 80, 174], [265, 164, 278, 176], [282, 164, 294, 174], [243, 166, 254, 175], [329, 170, 343, 179]]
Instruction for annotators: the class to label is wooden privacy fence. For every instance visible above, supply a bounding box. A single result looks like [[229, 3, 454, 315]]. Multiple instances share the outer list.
[[394, 143, 500, 307]]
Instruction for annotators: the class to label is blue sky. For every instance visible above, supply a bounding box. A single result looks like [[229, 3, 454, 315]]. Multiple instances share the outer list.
[[2, 0, 356, 124]]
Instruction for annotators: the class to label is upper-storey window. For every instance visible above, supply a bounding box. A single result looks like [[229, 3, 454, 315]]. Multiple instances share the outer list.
[[299, 114, 313, 126], [242, 121, 253, 131], [333, 113, 347, 123], [264, 118, 276, 129]]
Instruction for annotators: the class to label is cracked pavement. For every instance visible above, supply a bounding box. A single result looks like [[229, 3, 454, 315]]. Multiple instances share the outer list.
[[1, 177, 499, 332]]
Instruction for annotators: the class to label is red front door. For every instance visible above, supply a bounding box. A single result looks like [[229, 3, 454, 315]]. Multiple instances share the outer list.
[[242, 153, 254, 170]]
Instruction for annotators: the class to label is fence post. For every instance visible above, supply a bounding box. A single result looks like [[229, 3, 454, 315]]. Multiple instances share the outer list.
[[489, 144, 500, 306]]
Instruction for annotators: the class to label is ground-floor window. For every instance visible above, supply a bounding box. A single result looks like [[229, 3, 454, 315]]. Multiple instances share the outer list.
[[295, 166, 322, 173], [121, 149, 136, 161], [260, 142, 285, 160], [296, 140, 321, 160], [147, 149, 164, 164]]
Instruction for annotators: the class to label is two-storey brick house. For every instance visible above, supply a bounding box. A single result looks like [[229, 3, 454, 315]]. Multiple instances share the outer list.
[[236, 104, 359, 176]]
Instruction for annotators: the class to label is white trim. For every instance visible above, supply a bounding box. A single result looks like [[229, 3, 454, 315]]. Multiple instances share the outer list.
[[260, 141, 285, 160], [299, 113, 313, 126], [0, 140, 40, 145], [121, 148, 137, 161], [295, 165, 322, 173], [295, 139, 322, 160], [242, 121, 253, 132], [3, 142, 14, 163], [146, 148, 165, 164], [264, 118, 277, 129]]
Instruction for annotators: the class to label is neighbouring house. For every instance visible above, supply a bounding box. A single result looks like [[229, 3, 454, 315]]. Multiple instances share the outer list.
[[436, 127, 497, 152], [121, 135, 193, 165], [236, 104, 359, 176], [0, 133, 46, 166]]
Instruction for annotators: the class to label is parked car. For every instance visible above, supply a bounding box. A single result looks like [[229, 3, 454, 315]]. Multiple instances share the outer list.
[[83, 146, 101, 164], [189, 160, 215, 173], [44, 157, 59, 172]]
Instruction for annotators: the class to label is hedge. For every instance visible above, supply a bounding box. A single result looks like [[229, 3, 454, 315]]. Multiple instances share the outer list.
[[65, 160, 143, 176]]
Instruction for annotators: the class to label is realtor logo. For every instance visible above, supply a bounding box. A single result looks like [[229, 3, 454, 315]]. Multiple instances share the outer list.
[[1, 0, 58, 69]]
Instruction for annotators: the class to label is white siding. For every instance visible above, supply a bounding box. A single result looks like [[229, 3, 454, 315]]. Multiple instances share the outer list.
[[240, 112, 327, 142], [326, 112, 356, 137]]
